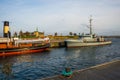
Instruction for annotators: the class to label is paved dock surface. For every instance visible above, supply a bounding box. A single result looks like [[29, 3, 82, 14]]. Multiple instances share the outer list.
[[40, 60, 120, 80]]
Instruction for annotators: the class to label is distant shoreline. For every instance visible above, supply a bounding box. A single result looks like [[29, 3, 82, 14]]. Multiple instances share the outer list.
[[103, 36, 120, 38], [0, 35, 120, 38]]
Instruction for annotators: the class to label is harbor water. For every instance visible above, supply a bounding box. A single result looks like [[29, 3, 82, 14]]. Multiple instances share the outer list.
[[0, 38, 120, 80]]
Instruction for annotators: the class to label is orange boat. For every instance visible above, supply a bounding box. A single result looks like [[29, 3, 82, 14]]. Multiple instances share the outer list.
[[0, 38, 50, 57]]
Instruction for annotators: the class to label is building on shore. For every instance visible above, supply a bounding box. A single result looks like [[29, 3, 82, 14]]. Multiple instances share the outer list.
[[17, 28, 44, 38], [33, 28, 44, 38]]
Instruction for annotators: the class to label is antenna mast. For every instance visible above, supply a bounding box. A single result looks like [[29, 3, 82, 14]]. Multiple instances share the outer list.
[[89, 15, 92, 35]]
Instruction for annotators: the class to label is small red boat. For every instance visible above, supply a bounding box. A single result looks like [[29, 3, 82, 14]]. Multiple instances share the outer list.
[[0, 38, 50, 57]]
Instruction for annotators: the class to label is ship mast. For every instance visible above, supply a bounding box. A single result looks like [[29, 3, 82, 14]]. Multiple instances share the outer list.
[[89, 15, 92, 35]]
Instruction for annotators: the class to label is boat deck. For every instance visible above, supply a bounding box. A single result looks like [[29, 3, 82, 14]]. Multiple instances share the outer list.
[[40, 60, 120, 80]]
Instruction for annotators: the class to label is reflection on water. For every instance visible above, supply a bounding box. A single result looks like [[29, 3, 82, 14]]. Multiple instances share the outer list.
[[16, 55, 33, 63], [64, 47, 97, 69], [0, 58, 13, 79], [2, 63, 12, 75], [0, 38, 120, 80]]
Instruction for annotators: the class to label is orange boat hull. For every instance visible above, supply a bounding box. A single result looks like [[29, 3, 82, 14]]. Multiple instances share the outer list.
[[0, 44, 50, 57]]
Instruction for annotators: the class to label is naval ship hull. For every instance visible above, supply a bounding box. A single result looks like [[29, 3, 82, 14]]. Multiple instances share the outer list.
[[65, 40, 112, 48]]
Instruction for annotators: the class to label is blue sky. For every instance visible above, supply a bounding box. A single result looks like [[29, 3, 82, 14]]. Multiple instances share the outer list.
[[0, 0, 120, 36]]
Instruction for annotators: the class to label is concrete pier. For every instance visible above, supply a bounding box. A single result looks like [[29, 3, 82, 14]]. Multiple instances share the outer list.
[[50, 40, 65, 48], [40, 60, 120, 80]]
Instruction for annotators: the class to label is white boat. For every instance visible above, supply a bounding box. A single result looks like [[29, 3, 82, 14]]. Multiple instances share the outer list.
[[65, 16, 112, 48]]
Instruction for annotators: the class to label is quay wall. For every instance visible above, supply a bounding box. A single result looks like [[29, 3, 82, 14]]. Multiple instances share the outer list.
[[40, 60, 120, 80], [50, 40, 65, 48]]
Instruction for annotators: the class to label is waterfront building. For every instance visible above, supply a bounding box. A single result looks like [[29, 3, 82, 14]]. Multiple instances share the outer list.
[[33, 28, 44, 38]]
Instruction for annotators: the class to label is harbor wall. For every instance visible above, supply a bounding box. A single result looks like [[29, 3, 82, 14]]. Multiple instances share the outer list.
[[40, 60, 120, 80], [50, 40, 65, 48], [49, 36, 79, 48]]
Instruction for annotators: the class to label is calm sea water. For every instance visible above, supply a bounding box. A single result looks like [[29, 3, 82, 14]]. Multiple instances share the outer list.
[[0, 38, 120, 80]]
